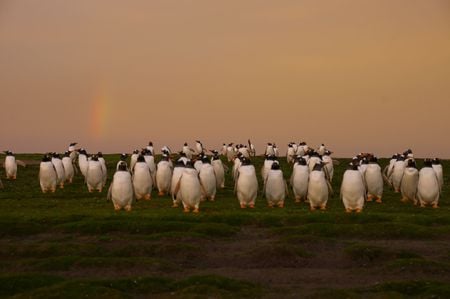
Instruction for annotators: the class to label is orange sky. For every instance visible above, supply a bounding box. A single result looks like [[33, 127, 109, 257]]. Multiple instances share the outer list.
[[1, 0, 449, 157]]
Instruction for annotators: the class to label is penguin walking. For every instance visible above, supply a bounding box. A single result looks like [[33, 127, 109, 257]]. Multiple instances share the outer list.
[[322, 150, 334, 182], [62, 151, 74, 183], [156, 155, 172, 196], [51, 153, 66, 189], [226, 143, 235, 162], [232, 154, 242, 181], [235, 157, 258, 208], [389, 156, 406, 192], [248, 139, 256, 157], [307, 162, 332, 211], [317, 144, 326, 156], [199, 156, 217, 201], [146, 142, 154, 155], [143, 150, 156, 184], [261, 155, 277, 183], [400, 159, 419, 204], [286, 143, 296, 164], [417, 159, 440, 208], [432, 158, 444, 192], [264, 162, 287, 207], [182, 142, 194, 160], [39, 154, 57, 193], [108, 161, 134, 211], [171, 160, 186, 207], [173, 161, 202, 213], [341, 163, 366, 213], [130, 150, 140, 173], [78, 149, 89, 177], [195, 140, 204, 155], [291, 156, 309, 203], [132, 155, 153, 201], [3, 151, 26, 180], [211, 151, 225, 189], [384, 154, 399, 187], [97, 152, 107, 187], [364, 156, 383, 203], [86, 155, 104, 192], [265, 143, 275, 156]]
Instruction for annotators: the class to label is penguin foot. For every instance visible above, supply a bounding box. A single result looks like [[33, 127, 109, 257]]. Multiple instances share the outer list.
[[145, 194, 151, 200], [366, 196, 373, 202], [125, 205, 132, 212], [193, 208, 199, 213], [310, 206, 316, 211], [401, 197, 408, 203], [158, 191, 164, 196], [114, 204, 121, 211], [295, 198, 301, 203], [376, 197, 382, 203], [432, 203, 439, 209], [172, 202, 179, 208], [278, 202, 284, 208], [320, 205, 326, 210], [51, 188, 56, 193], [183, 207, 190, 213], [355, 208, 362, 213], [240, 204, 247, 209], [249, 203, 255, 209], [267, 203, 274, 208], [60, 184, 64, 189], [345, 208, 352, 213]]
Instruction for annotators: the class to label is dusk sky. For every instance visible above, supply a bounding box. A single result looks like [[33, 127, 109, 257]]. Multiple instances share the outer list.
[[1, 0, 449, 157]]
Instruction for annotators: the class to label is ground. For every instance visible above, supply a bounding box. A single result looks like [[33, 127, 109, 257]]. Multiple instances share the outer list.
[[0, 154, 449, 298]]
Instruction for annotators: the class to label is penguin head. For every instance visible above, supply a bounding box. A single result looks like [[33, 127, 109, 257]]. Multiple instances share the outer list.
[[133, 149, 139, 154], [184, 142, 188, 146], [407, 159, 417, 168], [79, 149, 87, 155], [288, 143, 293, 148], [396, 155, 405, 161], [52, 152, 61, 159], [117, 161, 128, 171], [137, 155, 145, 163], [64, 151, 70, 157], [4, 150, 13, 156], [91, 155, 99, 161], [174, 159, 186, 168], [69, 142, 77, 147], [161, 154, 170, 161], [348, 162, 359, 171], [324, 150, 332, 156], [162, 149, 170, 156], [148, 142, 153, 146], [185, 160, 195, 169], [142, 149, 152, 156], [423, 159, 433, 168], [241, 157, 252, 166], [312, 162, 325, 171], [432, 158, 441, 165], [97, 152, 103, 158], [271, 161, 281, 170], [369, 156, 378, 163], [361, 158, 369, 165], [42, 154, 52, 162], [201, 156, 211, 164], [295, 156, 307, 165], [120, 153, 128, 161]]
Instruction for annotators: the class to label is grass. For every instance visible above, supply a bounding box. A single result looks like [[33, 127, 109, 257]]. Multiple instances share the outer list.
[[0, 154, 449, 297]]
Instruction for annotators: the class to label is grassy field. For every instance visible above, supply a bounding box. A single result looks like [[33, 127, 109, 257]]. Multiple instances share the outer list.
[[0, 154, 449, 298]]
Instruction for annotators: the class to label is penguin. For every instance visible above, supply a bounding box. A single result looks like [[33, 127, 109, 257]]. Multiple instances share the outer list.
[[296, 142, 306, 157], [226, 143, 235, 162], [307, 151, 323, 174], [286, 143, 296, 164], [4, 151, 25, 180], [341, 162, 366, 213], [194, 154, 204, 173], [364, 156, 383, 203], [199, 156, 217, 201], [171, 160, 186, 207], [116, 153, 129, 171], [68, 142, 78, 163], [39, 154, 57, 193], [400, 159, 419, 205], [248, 139, 256, 157], [108, 161, 134, 211], [384, 154, 399, 186], [264, 162, 287, 208], [195, 140, 204, 155], [273, 143, 279, 157], [232, 154, 242, 181], [78, 149, 89, 177], [235, 157, 258, 208], [389, 155, 406, 192], [211, 151, 225, 189], [291, 156, 309, 203], [132, 155, 152, 200], [417, 159, 440, 208], [173, 161, 202, 213], [51, 153, 66, 189], [261, 155, 277, 183], [86, 155, 104, 192], [317, 144, 326, 156], [156, 154, 172, 196], [182, 142, 193, 160], [130, 149, 140, 173], [161, 145, 172, 156], [177, 151, 190, 166], [322, 150, 334, 182], [142, 149, 156, 184], [146, 141, 154, 155], [265, 143, 275, 156], [307, 162, 332, 211], [432, 158, 444, 192], [238, 145, 250, 158], [221, 143, 227, 156], [97, 152, 107, 187], [62, 151, 74, 183]]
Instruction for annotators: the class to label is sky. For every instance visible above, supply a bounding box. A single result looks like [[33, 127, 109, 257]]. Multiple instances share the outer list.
[[1, 0, 449, 157]]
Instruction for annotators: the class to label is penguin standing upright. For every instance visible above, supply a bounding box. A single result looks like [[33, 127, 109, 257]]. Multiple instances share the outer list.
[[211, 151, 225, 189], [132, 155, 153, 201], [364, 156, 383, 203], [195, 140, 204, 155], [248, 139, 256, 157], [341, 162, 366, 213], [291, 156, 309, 203], [51, 153, 66, 189], [142, 150, 156, 184], [226, 143, 235, 162], [108, 161, 134, 211], [173, 161, 202, 213], [317, 144, 326, 156], [417, 159, 440, 208], [130, 149, 140, 173], [264, 162, 287, 208], [97, 152, 107, 187], [4, 151, 25, 180], [307, 162, 332, 211], [400, 159, 419, 204], [235, 157, 258, 208], [182, 143, 193, 160], [78, 149, 89, 177], [286, 143, 295, 164], [171, 160, 186, 207], [199, 156, 216, 201], [68, 142, 78, 164], [86, 155, 104, 192], [432, 158, 444, 192], [265, 143, 275, 156], [156, 155, 172, 196], [62, 151, 74, 183], [389, 156, 406, 192], [146, 142, 154, 155], [261, 155, 277, 183], [322, 150, 334, 182], [232, 154, 242, 181], [39, 154, 57, 193]]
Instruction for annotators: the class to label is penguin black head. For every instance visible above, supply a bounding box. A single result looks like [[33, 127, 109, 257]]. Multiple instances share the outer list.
[[185, 161, 195, 169], [296, 156, 307, 165], [162, 149, 170, 156], [174, 159, 186, 168], [120, 153, 128, 161], [42, 154, 51, 162], [64, 151, 70, 157], [137, 155, 145, 163], [271, 161, 281, 170], [52, 152, 61, 159], [184, 142, 188, 146], [423, 159, 433, 168], [142, 149, 152, 156], [267, 143, 272, 146], [91, 155, 99, 161], [369, 156, 378, 163], [288, 143, 293, 147], [117, 161, 128, 171], [312, 162, 324, 171], [432, 158, 441, 165], [79, 149, 87, 155], [348, 162, 359, 171], [407, 159, 417, 168], [241, 157, 252, 166], [4, 150, 13, 156], [148, 142, 153, 146], [324, 150, 332, 156], [201, 156, 211, 164], [361, 158, 369, 165], [133, 149, 139, 154], [97, 152, 103, 158], [69, 142, 77, 147]]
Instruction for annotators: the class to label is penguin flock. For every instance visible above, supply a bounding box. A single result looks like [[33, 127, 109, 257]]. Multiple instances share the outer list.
[[1, 142, 445, 213]]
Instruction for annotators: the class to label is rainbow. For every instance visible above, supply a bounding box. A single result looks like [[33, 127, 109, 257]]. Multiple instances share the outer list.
[[90, 90, 110, 139]]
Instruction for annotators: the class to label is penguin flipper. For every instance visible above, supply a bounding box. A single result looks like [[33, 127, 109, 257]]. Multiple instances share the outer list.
[[107, 183, 113, 201], [284, 180, 290, 199], [326, 180, 334, 198], [233, 172, 239, 194], [16, 160, 26, 168], [223, 164, 229, 172], [173, 175, 182, 196], [332, 159, 340, 166]]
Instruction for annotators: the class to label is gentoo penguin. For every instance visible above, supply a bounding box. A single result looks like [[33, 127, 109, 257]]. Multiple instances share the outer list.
[[307, 151, 323, 174], [130, 149, 140, 173], [417, 159, 440, 208], [156, 154, 172, 196], [400, 159, 419, 204], [238, 145, 251, 158], [296, 142, 306, 157], [273, 143, 280, 157], [341, 162, 366, 213], [248, 139, 256, 157], [132, 155, 152, 200], [51, 153, 66, 189], [97, 152, 107, 187], [68, 142, 78, 163], [286, 143, 296, 164], [173, 161, 202, 213], [142, 149, 156, 184], [86, 155, 104, 192], [171, 160, 186, 207], [146, 142, 154, 155], [265, 143, 275, 156], [384, 154, 399, 186], [232, 153, 243, 181], [62, 151, 74, 183], [221, 143, 227, 156], [235, 157, 258, 208], [264, 162, 287, 208], [322, 150, 334, 182], [364, 156, 383, 203], [226, 143, 235, 162], [116, 153, 128, 171], [211, 151, 225, 189], [389, 155, 406, 192], [39, 154, 57, 193], [177, 151, 189, 166], [261, 155, 277, 183], [432, 158, 444, 192], [182, 142, 193, 160], [4, 151, 25, 180], [194, 153, 204, 173], [307, 162, 332, 211], [78, 149, 89, 177], [108, 161, 133, 211], [195, 140, 204, 155], [317, 144, 326, 156], [199, 156, 217, 201], [291, 156, 309, 203]]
